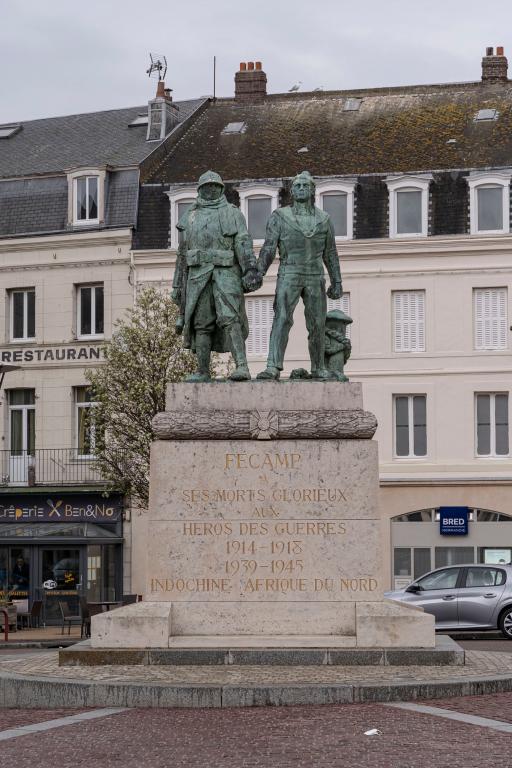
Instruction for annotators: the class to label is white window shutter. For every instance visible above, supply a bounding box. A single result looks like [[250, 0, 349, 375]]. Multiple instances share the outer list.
[[393, 291, 425, 352], [327, 293, 351, 338], [246, 298, 274, 355], [474, 288, 507, 350]]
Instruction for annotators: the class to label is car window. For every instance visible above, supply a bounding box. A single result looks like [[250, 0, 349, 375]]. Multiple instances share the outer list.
[[464, 567, 506, 588], [416, 568, 460, 590]]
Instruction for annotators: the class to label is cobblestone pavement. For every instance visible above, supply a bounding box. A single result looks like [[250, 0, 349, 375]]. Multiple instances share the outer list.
[[0, 700, 511, 767], [0, 649, 511, 685]]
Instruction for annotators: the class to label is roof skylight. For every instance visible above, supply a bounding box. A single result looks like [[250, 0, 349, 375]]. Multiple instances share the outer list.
[[222, 121, 247, 135], [344, 98, 362, 112], [129, 114, 149, 127], [474, 108, 499, 121], [0, 125, 21, 139]]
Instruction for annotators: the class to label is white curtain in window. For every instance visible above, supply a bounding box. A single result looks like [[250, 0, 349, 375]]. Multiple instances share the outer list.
[[474, 288, 507, 350], [246, 298, 274, 355], [393, 291, 425, 352]]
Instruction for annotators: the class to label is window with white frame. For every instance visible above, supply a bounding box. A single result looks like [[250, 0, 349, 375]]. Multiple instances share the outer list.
[[67, 168, 105, 227], [10, 289, 35, 341], [474, 288, 507, 350], [386, 176, 431, 238], [393, 290, 425, 352], [75, 387, 98, 458], [468, 173, 511, 235], [394, 394, 427, 457], [476, 393, 509, 457], [327, 292, 351, 338], [167, 190, 197, 249], [238, 186, 279, 242], [246, 297, 274, 355], [316, 181, 355, 239], [77, 284, 104, 338]]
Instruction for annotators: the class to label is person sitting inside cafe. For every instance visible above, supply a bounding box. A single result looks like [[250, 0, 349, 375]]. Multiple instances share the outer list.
[[11, 556, 29, 592]]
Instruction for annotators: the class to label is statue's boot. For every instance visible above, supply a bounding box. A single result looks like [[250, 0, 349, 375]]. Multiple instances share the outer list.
[[185, 333, 212, 383], [228, 324, 251, 381], [311, 368, 336, 380], [256, 366, 280, 380]]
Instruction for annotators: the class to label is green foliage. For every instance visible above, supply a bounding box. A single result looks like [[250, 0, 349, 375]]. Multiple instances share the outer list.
[[86, 286, 199, 508]]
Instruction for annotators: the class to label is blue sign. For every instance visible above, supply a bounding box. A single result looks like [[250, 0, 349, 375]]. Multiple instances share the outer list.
[[439, 507, 469, 536]]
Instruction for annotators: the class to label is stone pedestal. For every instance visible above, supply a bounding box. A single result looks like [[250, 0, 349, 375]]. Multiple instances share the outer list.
[[92, 382, 434, 649]]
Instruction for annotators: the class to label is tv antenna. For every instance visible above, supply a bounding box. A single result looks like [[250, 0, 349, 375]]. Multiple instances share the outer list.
[[146, 53, 167, 81]]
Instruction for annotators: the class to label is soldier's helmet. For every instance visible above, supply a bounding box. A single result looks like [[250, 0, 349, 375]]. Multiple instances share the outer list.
[[197, 170, 225, 189]]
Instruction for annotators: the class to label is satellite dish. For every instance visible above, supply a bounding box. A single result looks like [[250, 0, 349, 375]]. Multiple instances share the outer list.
[[43, 579, 57, 590]]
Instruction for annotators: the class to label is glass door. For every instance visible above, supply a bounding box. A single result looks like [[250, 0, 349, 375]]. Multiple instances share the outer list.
[[8, 389, 35, 485], [40, 547, 81, 624]]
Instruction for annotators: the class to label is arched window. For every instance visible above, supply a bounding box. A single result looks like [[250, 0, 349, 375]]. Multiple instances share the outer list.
[[315, 181, 356, 240], [238, 185, 279, 243], [386, 175, 432, 238], [467, 173, 511, 235], [166, 189, 197, 249]]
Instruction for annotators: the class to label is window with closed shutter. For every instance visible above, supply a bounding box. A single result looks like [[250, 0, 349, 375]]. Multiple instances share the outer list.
[[327, 293, 351, 339], [393, 291, 425, 352], [474, 288, 507, 350], [246, 298, 274, 355]]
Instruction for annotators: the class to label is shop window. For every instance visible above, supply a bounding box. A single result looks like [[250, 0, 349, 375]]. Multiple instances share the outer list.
[[413, 548, 431, 580], [393, 394, 427, 457], [480, 548, 512, 564], [393, 548, 411, 578], [434, 547, 474, 568], [77, 284, 104, 338], [0, 547, 31, 600], [393, 290, 425, 352], [246, 297, 274, 356], [386, 175, 431, 238], [475, 392, 509, 457], [76, 387, 98, 458], [10, 289, 35, 341], [316, 181, 356, 240], [474, 288, 507, 350], [467, 173, 511, 235], [327, 292, 351, 339]]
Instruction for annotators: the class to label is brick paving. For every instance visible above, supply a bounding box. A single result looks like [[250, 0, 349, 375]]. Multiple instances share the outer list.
[[0, 702, 510, 767], [429, 691, 512, 723], [1, 648, 511, 686]]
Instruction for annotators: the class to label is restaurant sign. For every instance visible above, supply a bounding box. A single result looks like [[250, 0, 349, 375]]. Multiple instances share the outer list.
[[0, 344, 104, 364], [0, 493, 123, 523]]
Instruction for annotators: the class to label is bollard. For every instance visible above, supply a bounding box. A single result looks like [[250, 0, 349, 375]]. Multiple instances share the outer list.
[[0, 608, 8, 642]]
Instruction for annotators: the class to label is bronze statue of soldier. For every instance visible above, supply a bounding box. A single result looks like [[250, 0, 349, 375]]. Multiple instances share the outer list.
[[256, 171, 343, 380], [171, 171, 261, 382]]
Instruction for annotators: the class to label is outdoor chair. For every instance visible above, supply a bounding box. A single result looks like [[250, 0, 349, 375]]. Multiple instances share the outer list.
[[17, 599, 42, 629], [58, 601, 81, 635]]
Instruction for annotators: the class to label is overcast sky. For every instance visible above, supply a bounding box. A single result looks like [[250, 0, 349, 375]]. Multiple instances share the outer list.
[[1, 0, 512, 123]]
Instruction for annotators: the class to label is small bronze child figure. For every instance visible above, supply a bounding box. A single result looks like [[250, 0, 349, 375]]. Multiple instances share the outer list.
[[324, 309, 352, 381]]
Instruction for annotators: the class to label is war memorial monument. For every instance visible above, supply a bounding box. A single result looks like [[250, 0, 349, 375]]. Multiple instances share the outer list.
[[91, 170, 434, 651]]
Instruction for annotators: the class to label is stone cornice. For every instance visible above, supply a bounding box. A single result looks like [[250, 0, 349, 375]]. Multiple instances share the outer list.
[[0, 228, 133, 254]]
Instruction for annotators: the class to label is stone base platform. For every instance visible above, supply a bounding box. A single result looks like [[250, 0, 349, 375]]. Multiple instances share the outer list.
[[2, 644, 512, 709], [60, 635, 463, 667]]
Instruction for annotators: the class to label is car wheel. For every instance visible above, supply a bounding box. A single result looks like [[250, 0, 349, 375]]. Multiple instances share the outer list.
[[499, 607, 512, 639]]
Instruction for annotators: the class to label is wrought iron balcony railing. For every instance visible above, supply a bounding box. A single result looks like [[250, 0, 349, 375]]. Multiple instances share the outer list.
[[0, 449, 105, 486]]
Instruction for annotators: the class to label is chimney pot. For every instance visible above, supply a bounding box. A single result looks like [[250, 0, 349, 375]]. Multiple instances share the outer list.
[[240, 62, 247, 71], [234, 60, 267, 102], [248, 61, 255, 71], [156, 80, 166, 98], [482, 46, 508, 82], [255, 61, 262, 71]]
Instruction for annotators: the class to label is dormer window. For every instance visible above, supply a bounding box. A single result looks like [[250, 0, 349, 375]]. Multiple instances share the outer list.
[[315, 180, 356, 240], [386, 175, 432, 238], [67, 168, 106, 227], [166, 188, 197, 249], [467, 173, 511, 235], [238, 185, 280, 243]]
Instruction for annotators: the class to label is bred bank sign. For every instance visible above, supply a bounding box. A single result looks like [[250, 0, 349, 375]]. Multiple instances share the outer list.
[[439, 506, 469, 536]]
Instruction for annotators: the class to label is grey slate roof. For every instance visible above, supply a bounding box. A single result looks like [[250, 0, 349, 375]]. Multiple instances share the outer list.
[[0, 99, 203, 179]]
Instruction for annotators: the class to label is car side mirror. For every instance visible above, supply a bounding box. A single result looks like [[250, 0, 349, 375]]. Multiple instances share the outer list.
[[405, 584, 422, 593]]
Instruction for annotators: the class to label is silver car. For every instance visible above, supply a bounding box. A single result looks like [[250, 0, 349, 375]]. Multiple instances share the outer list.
[[385, 563, 512, 638]]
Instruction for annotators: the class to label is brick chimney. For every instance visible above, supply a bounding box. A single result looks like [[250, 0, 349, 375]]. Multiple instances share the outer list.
[[482, 46, 508, 82], [147, 80, 180, 141], [235, 61, 267, 102]]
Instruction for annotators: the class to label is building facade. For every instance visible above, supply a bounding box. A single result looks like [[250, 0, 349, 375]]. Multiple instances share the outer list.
[[132, 49, 512, 592]]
